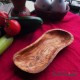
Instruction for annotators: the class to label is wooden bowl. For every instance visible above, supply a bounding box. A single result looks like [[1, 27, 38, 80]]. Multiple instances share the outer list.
[[13, 29, 74, 73], [34, 5, 70, 21]]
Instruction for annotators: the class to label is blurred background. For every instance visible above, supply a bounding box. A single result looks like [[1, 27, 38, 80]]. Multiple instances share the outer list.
[[0, 0, 11, 3], [0, 0, 80, 14], [0, 0, 36, 3]]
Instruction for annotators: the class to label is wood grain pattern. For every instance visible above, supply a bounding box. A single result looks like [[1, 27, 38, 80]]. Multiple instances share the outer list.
[[13, 29, 74, 73]]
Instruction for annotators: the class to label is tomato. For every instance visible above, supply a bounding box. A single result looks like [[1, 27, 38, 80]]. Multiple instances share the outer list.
[[4, 19, 21, 36], [0, 11, 8, 26]]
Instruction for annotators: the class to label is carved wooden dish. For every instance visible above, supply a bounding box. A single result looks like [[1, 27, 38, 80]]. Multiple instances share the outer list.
[[13, 29, 74, 73]]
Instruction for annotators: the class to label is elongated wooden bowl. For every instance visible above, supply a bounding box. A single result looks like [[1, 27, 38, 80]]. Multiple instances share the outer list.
[[13, 29, 74, 73]]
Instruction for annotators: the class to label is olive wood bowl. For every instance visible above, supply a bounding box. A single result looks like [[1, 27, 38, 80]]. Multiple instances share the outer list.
[[13, 29, 74, 73]]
